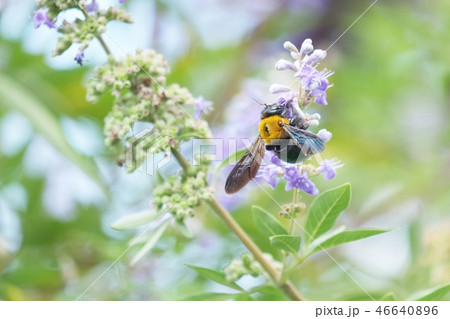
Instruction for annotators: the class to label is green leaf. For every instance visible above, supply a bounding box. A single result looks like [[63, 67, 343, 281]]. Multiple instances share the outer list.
[[235, 294, 255, 301], [183, 292, 241, 301], [215, 148, 248, 173], [155, 170, 165, 185], [186, 265, 244, 291], [270, 235, 301, 255], [111, 210, 156, 230], [310, 228, 390, 254], [0, 73, 105, 191], [380, 292, 397, 301], [253, 206, 287, 237], [129, 219, 169, 266], [414, 284, 450, 301], [250, 285, 287, 301], [305, 183, 351, 243]]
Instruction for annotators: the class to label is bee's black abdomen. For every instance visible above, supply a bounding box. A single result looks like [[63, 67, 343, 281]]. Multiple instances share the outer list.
[[265, 135, 325, 164]]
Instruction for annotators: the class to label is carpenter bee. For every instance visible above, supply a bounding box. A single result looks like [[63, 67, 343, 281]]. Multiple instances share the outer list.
[[224, 102, 325, 194]]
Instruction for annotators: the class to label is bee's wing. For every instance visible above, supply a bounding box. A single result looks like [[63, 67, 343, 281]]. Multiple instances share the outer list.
[[282, 124, 325, 156], [225, 136, 265, 194]]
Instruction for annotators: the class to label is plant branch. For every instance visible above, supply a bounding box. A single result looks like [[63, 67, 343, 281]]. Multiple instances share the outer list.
[[96, 35, 112, 56], [170, 146, 305, 301], [81, 9, 112, 55]]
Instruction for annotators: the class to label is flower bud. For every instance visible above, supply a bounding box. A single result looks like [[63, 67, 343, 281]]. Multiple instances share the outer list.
[[304, 49, 327, 64], [283, 41, 298, 53], [300, 38, 313, 54], [317, 129, 332, 142], [269, 83, 291, 94], [275, 59, 296, 71]]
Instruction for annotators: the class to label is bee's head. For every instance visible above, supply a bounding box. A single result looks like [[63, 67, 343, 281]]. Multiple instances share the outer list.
[[261, 103, 284, 119]]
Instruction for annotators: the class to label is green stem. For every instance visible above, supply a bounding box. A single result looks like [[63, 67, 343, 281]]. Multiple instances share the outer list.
[[280, 188, 298, 283], [96, 35, 112, 56], [170, 147, 305, 301], [170, 146, 190, 172]]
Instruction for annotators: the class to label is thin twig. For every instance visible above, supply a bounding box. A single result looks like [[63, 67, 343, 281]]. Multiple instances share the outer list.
[[81, 9, 112, 55]]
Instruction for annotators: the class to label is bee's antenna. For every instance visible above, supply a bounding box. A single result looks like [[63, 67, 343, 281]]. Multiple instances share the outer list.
[[252, 97, 265, 106]]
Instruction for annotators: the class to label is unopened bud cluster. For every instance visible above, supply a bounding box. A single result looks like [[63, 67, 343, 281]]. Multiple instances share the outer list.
[[87, 49, 213, 221], [87, 49, 212, 172], [153, 170, 212, 222]]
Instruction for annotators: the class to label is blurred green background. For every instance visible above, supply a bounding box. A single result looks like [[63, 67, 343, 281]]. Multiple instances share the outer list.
[[0, 0, 449, 300]]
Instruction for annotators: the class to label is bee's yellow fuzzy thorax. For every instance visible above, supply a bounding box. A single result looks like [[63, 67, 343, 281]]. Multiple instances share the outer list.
[[259, 115, 290, 144]]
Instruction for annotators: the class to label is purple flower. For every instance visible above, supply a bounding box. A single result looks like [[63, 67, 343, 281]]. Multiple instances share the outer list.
[[257, 152, 284, 189], [34, 8, 56, 29], [283, 166, 299, 190], [295, 66, 326, 91], [283, 166, 318, 195], [277, 90, 295, 106], [295, 67, 333, 106], [317, 158, 344, 180], [311, 89, 328, 105], [86, 0, 99, 12], [194, 96, 213, 119], [74, 51, 85, 66], [119, 0, 127, 3]]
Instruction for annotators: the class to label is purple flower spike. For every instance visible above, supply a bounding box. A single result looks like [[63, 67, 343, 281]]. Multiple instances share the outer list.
[[194, 96, 213, 119], [86, 0, 99, 12], [34, 8, 56, 29], [119, 0, 127, 3], [272, 39, 334, 108], [317, 158, 344, 180]]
